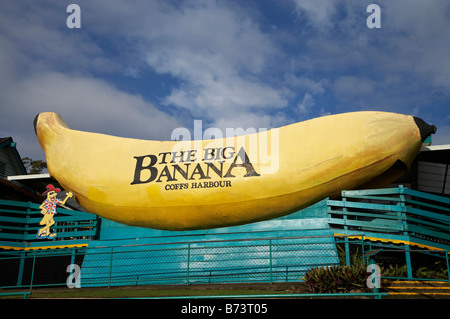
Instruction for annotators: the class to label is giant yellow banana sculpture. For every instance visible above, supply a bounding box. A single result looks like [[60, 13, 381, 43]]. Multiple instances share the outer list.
[[34, 111, 435, 230]]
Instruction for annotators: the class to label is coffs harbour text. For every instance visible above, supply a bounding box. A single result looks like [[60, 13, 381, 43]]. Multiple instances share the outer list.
[[131, 146, 260, 191]]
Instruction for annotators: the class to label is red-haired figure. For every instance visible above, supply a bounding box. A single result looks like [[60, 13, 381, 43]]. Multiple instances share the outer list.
[[37, 184, 73, 239]]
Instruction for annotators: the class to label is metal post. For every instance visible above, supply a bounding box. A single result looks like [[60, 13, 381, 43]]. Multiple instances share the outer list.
[[70, 248, 76, 266], [361, 235, 365, 264], [405, 244, 413, 279], [285, 266, 288, 282], [344, 236, 350, 266], [18, 203, 33, 288], [17, 251, 25, 287], [24, 204, 31, 247], [187, 243, 190, 286], [108, 247, 113, 288], [68, 248, 77, 287], [399, 191, 413, 279], [446, 250, 450, 288], [342, 198, 350, 266], [29, 250, 36, 292], [369, 257, 380, 297], [269, 239, 273, 284]]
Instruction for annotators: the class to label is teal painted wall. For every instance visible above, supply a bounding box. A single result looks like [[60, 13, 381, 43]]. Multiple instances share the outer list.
[[95, 198, 331, 245]]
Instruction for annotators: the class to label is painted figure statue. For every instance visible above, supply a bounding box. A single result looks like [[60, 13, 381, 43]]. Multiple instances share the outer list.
[[37, 184, 73, 239]]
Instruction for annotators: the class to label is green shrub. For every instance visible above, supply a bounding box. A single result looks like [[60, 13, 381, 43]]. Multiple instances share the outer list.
[[415, 261, 448, 279], [303, 264, 368, 293], [337, 245, 364, 267], [380, 264, 408, 278]]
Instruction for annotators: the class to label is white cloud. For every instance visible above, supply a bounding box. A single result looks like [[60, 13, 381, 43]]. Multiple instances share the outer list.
[[284, 74, 327, 95], [297, 93, 315, 114], [291, 0, 337, 31], [0, 1, 184, 159], [138, 1, 288, 120], [0, 70, 184, 159], [77, 0, 291, 127], [0, 1, 115, 76]]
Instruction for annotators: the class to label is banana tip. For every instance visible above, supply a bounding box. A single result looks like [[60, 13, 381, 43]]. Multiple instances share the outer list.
[[33, 113, 40, 136], [413, 116, 437, 142]]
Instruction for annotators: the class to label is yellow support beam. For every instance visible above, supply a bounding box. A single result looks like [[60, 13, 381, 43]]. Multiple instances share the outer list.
[[0, 243, 88, 251], [334, 233, 448, 251]]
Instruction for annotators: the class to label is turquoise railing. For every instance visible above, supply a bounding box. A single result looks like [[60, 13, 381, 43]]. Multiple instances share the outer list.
[[0, 233, 341, 290], [2, 235, 447, 298], [328, 185, 450, 250], [328, 185, 450, 281]]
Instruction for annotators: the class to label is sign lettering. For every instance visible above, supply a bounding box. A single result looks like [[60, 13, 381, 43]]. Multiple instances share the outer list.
[[131, 146, 260, 191]]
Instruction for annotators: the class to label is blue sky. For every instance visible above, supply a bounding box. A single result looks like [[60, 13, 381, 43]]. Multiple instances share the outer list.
[[1, 0, 449, 161]]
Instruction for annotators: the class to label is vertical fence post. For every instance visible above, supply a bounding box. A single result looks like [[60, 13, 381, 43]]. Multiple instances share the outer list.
[[361, 235, 365, 264], [108, 247, 113, 288], [344, 236, 350, 266], [398, 191, 413, 279], [29, 250, 36, 292], [446, 250, 450, 288], [360, 235, 371, 267], [17, 251, 25, 287], [68, 248, 77, 288], [342, 198, 351, 266], [70, 247, 76, 266], [24, 203, 31, 249], [404, 244, 413, 279], [269, 239, 273, 284], [187, 243, 190, 286]]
